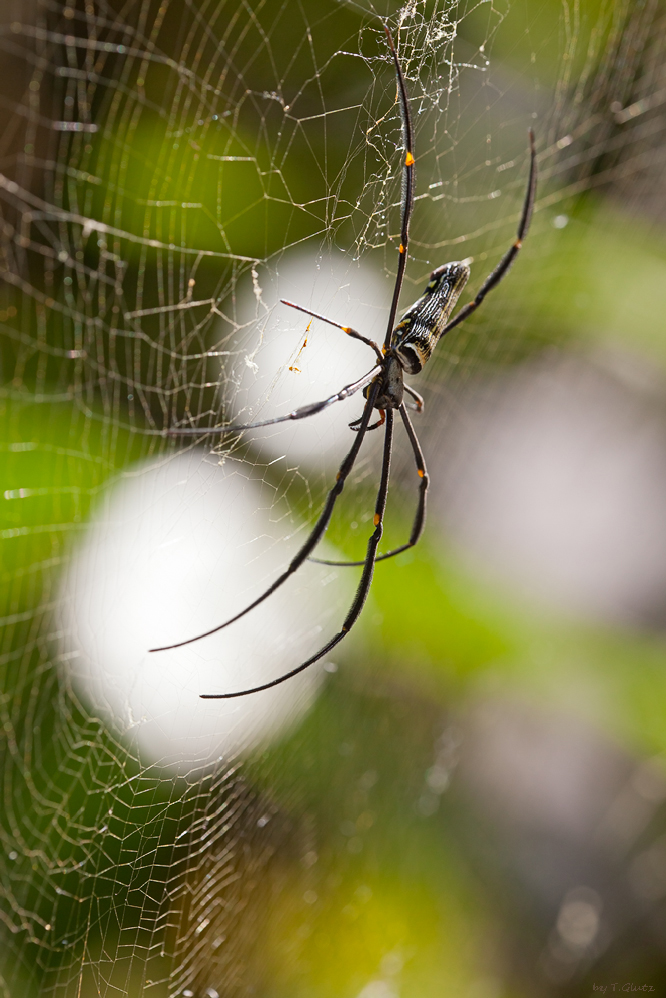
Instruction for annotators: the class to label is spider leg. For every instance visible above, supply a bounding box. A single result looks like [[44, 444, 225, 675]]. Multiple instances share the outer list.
[[310, 402, 427, 567], [281, 299, 383, 362], [383, 25, 415, 350], [200, 409, 394, 698], [149, 381, 381, 654], [349, 409, 386, 432], [403, 384, 424, 412], [159, 364, 381, 437], [440, 130, 537, 338]]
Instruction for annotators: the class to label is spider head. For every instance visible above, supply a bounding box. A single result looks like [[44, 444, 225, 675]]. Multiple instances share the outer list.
[[364, 354, 404, 410]]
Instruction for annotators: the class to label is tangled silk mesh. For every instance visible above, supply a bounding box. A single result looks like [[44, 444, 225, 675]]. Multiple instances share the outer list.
[[0, 0, 664, 994]]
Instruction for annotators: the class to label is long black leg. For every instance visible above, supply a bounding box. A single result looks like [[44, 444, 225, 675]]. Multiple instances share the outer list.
[[149, 381, 381, 654], [310, 403, 427, 567], [281, 299, 383, 362], [157, 364, 381, 437], [200, 409, 395, 698], [440, 129, 537, 338], [383, 25, 415, 350]]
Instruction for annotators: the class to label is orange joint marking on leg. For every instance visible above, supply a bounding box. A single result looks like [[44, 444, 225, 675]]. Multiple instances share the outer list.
[[336, 472, 341, 481], [405, 152, 415, 166], [399, 243, 405, 254], [373, 513, 381, 526], [382, 345, 387, 355], [514, 239, 522, 248], [418, 469, 425, 478], [342, 625, 348, 632], [342, 326, 351, 333]]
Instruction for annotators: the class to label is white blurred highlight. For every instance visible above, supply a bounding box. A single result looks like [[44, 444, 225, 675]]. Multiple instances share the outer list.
[[59, 450, 351, 771], [230, 248, 389, 473], [437, 351, 666, 625]]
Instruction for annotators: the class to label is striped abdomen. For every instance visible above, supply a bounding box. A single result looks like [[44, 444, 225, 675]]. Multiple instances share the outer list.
[[391, 262, 470, 374]]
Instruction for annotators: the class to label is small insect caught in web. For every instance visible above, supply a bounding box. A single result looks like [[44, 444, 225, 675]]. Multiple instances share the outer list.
[[288, 320, 312, 373], [151, 23, 537, 698]]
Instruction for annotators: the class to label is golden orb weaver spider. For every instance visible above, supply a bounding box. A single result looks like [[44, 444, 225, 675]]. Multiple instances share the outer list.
[[150, 25, 537, 698]]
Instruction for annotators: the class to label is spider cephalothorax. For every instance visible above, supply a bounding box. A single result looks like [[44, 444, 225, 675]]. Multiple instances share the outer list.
[[152, 25, 537, 699]]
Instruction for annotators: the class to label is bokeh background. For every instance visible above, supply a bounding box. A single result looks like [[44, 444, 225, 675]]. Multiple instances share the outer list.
[[2, 0, 666, 995]]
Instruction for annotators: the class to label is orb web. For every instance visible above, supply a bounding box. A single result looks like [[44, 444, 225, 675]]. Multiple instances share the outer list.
[[0, 0, 662, 994]]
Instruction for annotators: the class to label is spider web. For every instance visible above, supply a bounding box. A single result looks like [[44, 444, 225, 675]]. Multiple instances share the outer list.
[[0, 0, 664, 995]]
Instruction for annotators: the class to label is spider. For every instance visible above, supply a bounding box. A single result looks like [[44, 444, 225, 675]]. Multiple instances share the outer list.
[[150, 26, 537, 698]]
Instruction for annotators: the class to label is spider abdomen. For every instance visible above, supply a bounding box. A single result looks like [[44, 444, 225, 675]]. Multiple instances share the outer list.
[[391, 262, 470, 374]]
